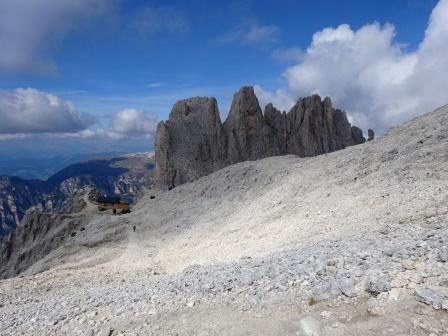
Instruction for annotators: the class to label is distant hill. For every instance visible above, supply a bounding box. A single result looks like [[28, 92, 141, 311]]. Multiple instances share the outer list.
[[0, 152, 131, 180], [0, 153, 154, 237]]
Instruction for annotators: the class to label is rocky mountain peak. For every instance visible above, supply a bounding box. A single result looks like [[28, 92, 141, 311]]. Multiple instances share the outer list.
[[155, 85, 367, 188], [224, 86, 268, 162], [226, 86, 263, 121], [263, 103, 282, 125], [169, 97, 219, 121], [323, 96, 333, 109], [155, 95, 226, 188]]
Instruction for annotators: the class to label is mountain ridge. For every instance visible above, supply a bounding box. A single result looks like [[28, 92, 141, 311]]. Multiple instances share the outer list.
[[0, 153, 154, 237], [155, 86, 366, 188]]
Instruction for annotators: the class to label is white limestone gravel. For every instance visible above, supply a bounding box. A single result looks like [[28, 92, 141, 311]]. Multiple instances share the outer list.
[[1, 105, 448, 335]]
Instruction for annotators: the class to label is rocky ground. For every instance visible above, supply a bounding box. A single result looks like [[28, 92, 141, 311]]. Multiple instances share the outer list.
[[1, 105, 448, 335], [1, 213, 448, 335]]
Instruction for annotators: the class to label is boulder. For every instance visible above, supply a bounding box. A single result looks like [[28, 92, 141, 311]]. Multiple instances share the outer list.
[[367, 277, 391, 296], [337, 277, 357, 297], [438, 247, 448, 262], [415, 286, 444, 309], [367, 298, 386, 316]]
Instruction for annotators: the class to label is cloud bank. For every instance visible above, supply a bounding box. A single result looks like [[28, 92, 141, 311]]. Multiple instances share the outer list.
[[110, 109, 158, 137], [256, 0, 448, 133], [0, 1, 188, 74], [0, 88, 96, 135], [0, 88, 158, 142]]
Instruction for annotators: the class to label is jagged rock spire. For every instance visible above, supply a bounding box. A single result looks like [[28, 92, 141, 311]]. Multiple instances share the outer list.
[[155, 86, 366, 188]]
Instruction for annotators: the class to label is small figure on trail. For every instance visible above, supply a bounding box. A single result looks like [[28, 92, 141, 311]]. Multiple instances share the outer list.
[[133, 225, 136, 232]]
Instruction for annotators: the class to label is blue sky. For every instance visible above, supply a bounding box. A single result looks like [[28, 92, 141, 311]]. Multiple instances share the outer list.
[[0, 0, 446, 161]]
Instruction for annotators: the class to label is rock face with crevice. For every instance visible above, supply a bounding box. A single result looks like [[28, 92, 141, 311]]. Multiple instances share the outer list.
[[154, 97, 226, 187], [155, 86, 366, 188], [0, 190, 90, 279]]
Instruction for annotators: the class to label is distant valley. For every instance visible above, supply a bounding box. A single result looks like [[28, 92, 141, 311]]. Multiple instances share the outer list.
[[0, 153, 154, 237], [0, 152, 135, 180]]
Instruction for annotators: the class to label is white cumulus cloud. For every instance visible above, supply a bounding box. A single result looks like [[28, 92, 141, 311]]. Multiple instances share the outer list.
[[110, 109, 157, 137], [0, 88, 96, 134], [257, 0, 448, 133]]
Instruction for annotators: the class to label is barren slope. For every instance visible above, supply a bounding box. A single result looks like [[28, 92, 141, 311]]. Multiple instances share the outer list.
[[127, 104, 448, 273], [1, 105, 448, 336]]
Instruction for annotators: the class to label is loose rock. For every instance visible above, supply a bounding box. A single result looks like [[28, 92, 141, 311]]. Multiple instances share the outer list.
[[367, 298, 386, 316], [415, 286, 444, 310]]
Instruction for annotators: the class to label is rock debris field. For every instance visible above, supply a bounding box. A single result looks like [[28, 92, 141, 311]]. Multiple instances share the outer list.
[[1, 105, 448, 335]]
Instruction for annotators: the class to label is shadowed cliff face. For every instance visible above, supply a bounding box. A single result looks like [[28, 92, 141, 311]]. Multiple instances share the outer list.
[[0, 188, 124, 279], [155, 86, 366, 188], [155, 98, 226, 188], [0, 177, 55, 237], [0, 211, 86, 279]]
